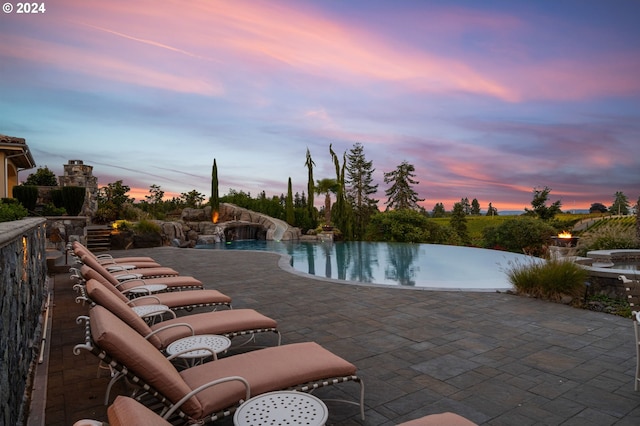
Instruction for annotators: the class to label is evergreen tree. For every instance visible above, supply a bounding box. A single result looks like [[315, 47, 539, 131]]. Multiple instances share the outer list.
[[304, 148, 315, 221], [610, 191, 630, 215], [431, 202, 446, 218], [524, 186, 562, 220], [211, 159, 219, 214], [450, 202, 470, 244], [471, 198, 481, 215], [24, 166, 58, 186], [383, 161, 424, 210], [286, 177, 294, 225], [345, 143, 379, 239], [486, 202, 498, 216], [460, 197, 471, 215]]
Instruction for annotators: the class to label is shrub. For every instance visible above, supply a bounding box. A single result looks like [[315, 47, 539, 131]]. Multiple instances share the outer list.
[[133, 219, 161, 234], [50, 189, 64, 208], [505, 257, 588, 302], [483, 216, 557, 255], [0, 200, 28, 222], [12, 185, 38, 212], [41, 203, 66, 216], [62, 186, 86, 216], [113, 220, 133, 231], [576, 222, 639, 256], [364, 209, 459, 244]]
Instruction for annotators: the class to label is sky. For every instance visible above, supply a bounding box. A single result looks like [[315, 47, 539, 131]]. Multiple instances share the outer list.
[[1, 0, 639, 213]]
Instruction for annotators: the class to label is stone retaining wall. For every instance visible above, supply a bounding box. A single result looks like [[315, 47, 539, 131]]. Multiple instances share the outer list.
[[0, 218, 48, 426]]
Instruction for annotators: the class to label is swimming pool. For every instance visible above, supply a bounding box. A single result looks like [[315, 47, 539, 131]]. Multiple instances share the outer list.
[[196, 240, 544, 291]]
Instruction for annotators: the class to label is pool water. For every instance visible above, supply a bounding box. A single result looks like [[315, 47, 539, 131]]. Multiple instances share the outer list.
[[196, 240, 544, 291]]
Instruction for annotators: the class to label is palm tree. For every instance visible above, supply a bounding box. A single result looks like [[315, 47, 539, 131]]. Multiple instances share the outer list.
[[315, 178, 338, 226]]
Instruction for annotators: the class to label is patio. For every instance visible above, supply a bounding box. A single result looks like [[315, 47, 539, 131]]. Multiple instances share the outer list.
[[40, 247, 640, 425]]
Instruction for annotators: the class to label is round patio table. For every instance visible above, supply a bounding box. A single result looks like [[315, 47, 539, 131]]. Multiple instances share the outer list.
[[234, 391, 328, 426]]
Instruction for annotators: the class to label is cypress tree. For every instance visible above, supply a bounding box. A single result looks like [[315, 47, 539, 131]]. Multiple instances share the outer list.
[[211, 159, 219, 215]]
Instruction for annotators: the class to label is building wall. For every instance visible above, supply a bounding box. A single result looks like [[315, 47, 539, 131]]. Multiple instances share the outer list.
[[0, 153, 22, 198], [0, 218, 47, 426]]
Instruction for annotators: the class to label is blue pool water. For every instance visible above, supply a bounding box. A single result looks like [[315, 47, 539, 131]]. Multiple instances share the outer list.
[[196, 240, 544, 291]]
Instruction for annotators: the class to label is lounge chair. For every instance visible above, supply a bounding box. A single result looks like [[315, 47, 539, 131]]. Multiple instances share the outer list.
[[76, 396, 475, 426], [76, 273, 232, 312], [85, 278, 280, 348], [77, 263, 204, 291], [80, 253, 180, 278], [398, 413, 477, 425], [71, 241, 162, 268], [75, 306, 365, 422], [85, 278, 279, 404], [73, 396, 172, 426]]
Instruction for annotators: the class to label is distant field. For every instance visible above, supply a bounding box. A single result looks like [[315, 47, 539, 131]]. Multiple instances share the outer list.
[[429, 213, 622, 244]]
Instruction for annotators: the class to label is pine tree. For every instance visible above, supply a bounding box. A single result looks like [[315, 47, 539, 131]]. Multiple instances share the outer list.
[[486, 202, 498, 216], [345, 143, 379, 239], [450, 202, 469, 243], [383, 161, 424, 210], [432, 202, 446, 218], [471, 198, 481, 215], [610, 191, 630, 215]]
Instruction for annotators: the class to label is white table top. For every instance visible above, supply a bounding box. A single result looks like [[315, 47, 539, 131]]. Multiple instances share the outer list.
[[234, 391, 328, 426], [106, 264, 136, 271], [131, 304, 169, 318], [166, 334, 231, 359], [113, 273, 143, 281], [127, 284, 167, 294]]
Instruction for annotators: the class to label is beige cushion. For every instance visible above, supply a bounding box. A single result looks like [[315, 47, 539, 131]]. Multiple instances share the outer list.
[[107, 396, 171, 426], [81, 264, 203, 290], [179, 342, 357, 419], [130, 289, 231, 309], [80, 254, 179, 278], [398, 413, 477, 426], [150, 308, 277, 345], [86, 279, 161, 348], [90, 306, 202, 416], [81, 266, 131, 303]]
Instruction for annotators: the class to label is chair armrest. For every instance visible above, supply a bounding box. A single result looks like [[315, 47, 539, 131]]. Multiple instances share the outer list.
[[145, 323, 194, 340], [162, 376, 251, 420], [127, 295, 162, 305], [166, 346, 216, 360]]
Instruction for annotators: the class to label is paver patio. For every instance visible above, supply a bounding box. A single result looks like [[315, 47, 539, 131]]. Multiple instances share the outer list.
[[41, 247, 640, 425]]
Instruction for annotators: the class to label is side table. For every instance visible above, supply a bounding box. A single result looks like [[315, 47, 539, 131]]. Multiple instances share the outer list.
[[131, 304, 171, 324], [127, 283, 167, 297], [234, 391, 328, 426], [166, 334, 231, 367]]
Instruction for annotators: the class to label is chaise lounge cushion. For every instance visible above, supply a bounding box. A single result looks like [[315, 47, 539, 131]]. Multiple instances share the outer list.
[[89, 306, 357, 422], [107, 396, 171, 426], [81, 265, 204, 290], [86, 279, 276, 349], [90, 306, 203, 416], [81, 254, 179, 278], [180, 341, 357, 418], [83, 271, 231, 310], [397, 412, 477, 426]]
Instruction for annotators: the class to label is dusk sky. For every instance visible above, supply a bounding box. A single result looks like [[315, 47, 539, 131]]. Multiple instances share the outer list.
[[1, 0, 639, 212]]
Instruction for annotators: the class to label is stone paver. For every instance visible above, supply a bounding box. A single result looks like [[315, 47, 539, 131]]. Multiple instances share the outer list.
[[43, 247, 640, 425]]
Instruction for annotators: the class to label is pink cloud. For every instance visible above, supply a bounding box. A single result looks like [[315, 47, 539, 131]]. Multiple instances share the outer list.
[[0, 34, 223, 95]]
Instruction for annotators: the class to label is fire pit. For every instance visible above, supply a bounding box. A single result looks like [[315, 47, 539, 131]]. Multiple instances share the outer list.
[[551, 231, 580, 247]]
